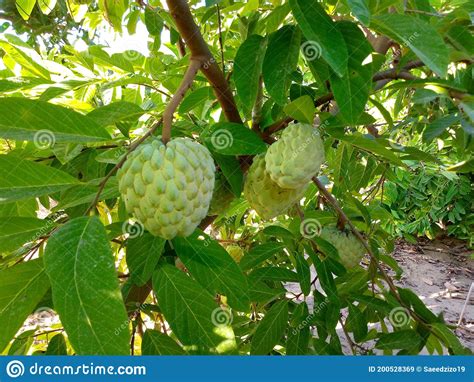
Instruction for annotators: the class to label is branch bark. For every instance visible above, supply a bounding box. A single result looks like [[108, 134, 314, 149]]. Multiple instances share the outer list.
[[166, 0, 242, 124], [162, 59, 201, 144]]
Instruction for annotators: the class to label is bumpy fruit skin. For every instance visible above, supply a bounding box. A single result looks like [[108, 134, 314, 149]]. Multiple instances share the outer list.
[[265, 123, 325, 189], [244, 154, 307, 219], [319, 227, 366, 268], [117, 137, 215, 240], [209, 172, 235, 216], [226, 245, 244, 263]]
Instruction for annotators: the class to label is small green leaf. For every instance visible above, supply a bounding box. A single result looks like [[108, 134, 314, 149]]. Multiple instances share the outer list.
[[44, 216, 130, 355], [263, 25, 301, 105], [370, 14, 449, 77], [0, 155, 80, 203], [152, 265, 236, 354], [126, 233, 165, 286], [45, 334, 68, 355], [142, 330, 186, 355], [375, 329, 423, 350], [203, 122, 267, 155], [347, 0, 370, 25], [240, 242, 286, 271], [0, 98, 111, 143], [179, 86, 214, 114], [0, 259, 50, 352], [234, 35, 267, 115], [283, 95, 315, 123], [145, 7, 164, 36], [173, 231, 250, 312], [251, 300, 288, 354], [87, 102, 145, 127], [289, 0, 348, 76], [15, 0, 36, 20]]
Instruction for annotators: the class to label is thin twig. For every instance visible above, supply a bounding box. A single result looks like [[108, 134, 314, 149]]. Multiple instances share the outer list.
[[162, 59, 202, 144]]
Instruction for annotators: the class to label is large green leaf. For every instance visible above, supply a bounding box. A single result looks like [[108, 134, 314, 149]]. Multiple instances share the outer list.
[[251, 300, 288, 354], [152, 264, 236, 354], [0, 217, 53, 253], [87, 101, 145, 127], [329, 21, 372, 125], [375, 329, 423, 350], [126, 233, 165, 286], [0, 259, 50, 352], [172, 231, 250, 311], [370, 14, 449, 77], [0, 155, 80, 203], [262, 25, 301, 105], [15, 0, 37, 20], [202, 122, 267, 155], [240, 242, 286, 271], [142, 330, 186, 355], [289, 0, 348, 76], [0, 98, 111, 143], [0, 41, 50, 79], [347, 0, 370, 25], [44, 216, 130, 355], [234, 35, 267, 115]]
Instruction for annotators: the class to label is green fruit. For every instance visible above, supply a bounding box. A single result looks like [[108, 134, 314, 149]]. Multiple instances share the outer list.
[[265, 123, 325, 189], [319, 226, 366, 268], [209, 172, 235, 216], [244, 154, 307, 219], [117, 137, 215, 240], [226, 245, 244, 263]]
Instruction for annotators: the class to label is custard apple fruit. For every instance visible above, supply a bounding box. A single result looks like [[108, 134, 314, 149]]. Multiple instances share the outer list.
[[117, 137, 215, 239], [209, 172, 235, 216], [265, 123, 325, 189], [244, 154, 307, 219], [226, 245, 244, 263], [319, 226, 366, 268]]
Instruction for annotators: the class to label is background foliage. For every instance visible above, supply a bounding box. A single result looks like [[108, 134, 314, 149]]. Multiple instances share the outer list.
[[0, 0, 472, 355]]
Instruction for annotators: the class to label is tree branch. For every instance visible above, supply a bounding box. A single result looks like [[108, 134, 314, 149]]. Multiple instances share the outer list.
[[162, 59, 201, 144], [166, 0, 242, 124]]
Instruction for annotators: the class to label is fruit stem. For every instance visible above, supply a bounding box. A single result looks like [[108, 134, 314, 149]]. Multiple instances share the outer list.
[[162, 58, 202, 144]]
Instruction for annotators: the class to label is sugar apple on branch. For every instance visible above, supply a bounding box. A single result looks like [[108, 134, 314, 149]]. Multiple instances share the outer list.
[[244, 154, 307, 219], [265, 123, 325, 189], [117, 137, 215, 240], [319, 226, 366, 268]]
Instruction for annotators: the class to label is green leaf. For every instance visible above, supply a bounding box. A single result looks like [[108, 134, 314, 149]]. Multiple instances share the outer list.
[[0, 155, 80, 203], [44, 216, 130, 355], [172, 231, 250, 312], [0, 98, 111, 143], [203, 122, 267, 155], [0, 41, 50, 79], [295, 251, 311, 295], [283, 95, 315, 123], [289, 0, 348, 76], [0, 217, 54, 253], [152, 264, 236, 354], [287, 303, 310, 355], [98, 0, 126, 32], [45, 334, 68, 355], [240, 242, 286, 271], [142, 330, 186, 355], [234, 35, 267, 115], [262, 25, 301, 105], [211, 152, 243, 196], [430, 323, 467, 355], [347, 303, 368, 343], [38, 0, 57, 15], [329, 21, 372, 125], [0, 259, 50, 352], [179, 86, 214, 114], [15, 0, 36, 21], [375, 329, 423, 350], [249, 267, 299, 283], [126, 233, 165, 287], [145, 7, 164, 36], [423, 114, 459, 142], [87, 102, 145, 127], [347, 0, 370, 25], [251, 300, 288, 354], [370, 14, 449, 77]]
